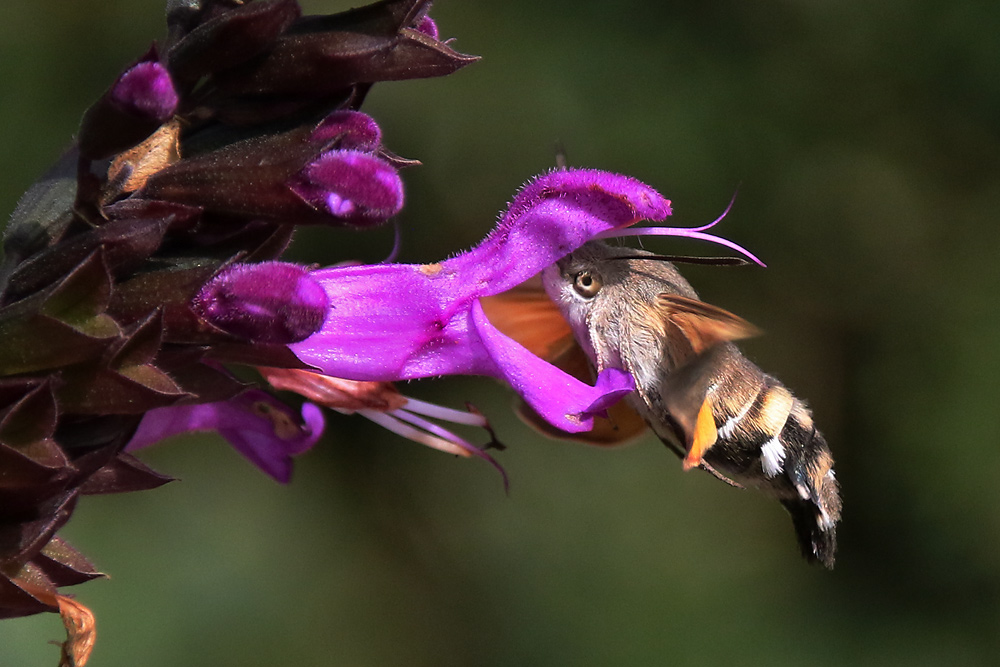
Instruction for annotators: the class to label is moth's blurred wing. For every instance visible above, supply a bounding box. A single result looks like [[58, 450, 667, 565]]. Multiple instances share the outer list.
[[656, 294, 759, 355], [479, 276, 574, 360]]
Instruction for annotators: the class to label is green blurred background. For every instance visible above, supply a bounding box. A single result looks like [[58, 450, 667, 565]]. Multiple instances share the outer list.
[[3, 0, 999, 664]]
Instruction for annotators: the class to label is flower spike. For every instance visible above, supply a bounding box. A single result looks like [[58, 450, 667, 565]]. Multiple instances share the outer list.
[[0, 0, 487, 637]]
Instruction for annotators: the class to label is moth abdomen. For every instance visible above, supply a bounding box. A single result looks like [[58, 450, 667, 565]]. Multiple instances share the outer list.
[[704, 371, 841, 568], [778, 411, 841, 567], [780, 493, 836, 568]]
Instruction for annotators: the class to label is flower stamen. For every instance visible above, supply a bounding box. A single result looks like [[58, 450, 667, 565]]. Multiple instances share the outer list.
[[259, 367, 507, 488]]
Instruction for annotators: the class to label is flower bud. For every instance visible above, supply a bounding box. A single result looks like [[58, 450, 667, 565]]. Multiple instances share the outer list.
[[139, 111, 398, 226], [111, 61, 178, 121], [290, 150, 404, 225], [166, 0, 301, 84], [207, 2, 478, 99], [310, 110, 382, 150], [78, 50, 178, 160], [193, 262, 328, 344], [414, 16, 439, 40]]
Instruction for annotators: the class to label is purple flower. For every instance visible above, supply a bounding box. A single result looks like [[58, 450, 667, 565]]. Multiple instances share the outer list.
[[290, 169, 683, 433], [126, 390, 324, 483], [0, 0, 488, 637]]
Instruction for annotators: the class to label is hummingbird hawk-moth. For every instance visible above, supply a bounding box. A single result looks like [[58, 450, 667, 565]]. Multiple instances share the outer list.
[[482, 240, 842, 567]]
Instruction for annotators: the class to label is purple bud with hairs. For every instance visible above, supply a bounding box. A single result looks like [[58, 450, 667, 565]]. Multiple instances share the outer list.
[[78, 48, 179, 159], [310, 110, 382, 150], [193, 262, 329, 344], [414, 16, 439, 40], [290, 150, 404, 225], [111, 61, 178, 121]]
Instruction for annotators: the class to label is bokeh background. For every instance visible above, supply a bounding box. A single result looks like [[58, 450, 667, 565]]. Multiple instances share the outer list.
[[3, 0, 999, 664]]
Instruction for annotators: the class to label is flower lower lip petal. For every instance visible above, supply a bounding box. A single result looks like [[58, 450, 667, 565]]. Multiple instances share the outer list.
[[468, 301, 635, 433]]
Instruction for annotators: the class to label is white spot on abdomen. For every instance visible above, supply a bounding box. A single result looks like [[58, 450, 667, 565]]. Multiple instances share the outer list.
[[717, 397, 755, 441], [760, 436, 786, 478]]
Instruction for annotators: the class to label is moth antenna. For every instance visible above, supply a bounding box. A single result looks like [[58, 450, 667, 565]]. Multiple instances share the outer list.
[[606, 254, 751, 266], [554, 140, 569, 170], [598, 187, 766, 266]]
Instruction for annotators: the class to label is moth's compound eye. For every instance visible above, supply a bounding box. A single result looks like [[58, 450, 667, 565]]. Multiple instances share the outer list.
[[572, 271, 602, 298]]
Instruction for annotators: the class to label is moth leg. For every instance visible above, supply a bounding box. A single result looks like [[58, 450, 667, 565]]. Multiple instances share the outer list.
[[699, 460, 744, 488]]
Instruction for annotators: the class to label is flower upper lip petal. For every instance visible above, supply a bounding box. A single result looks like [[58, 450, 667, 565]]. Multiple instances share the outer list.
[[445, 169, 672, 296]]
